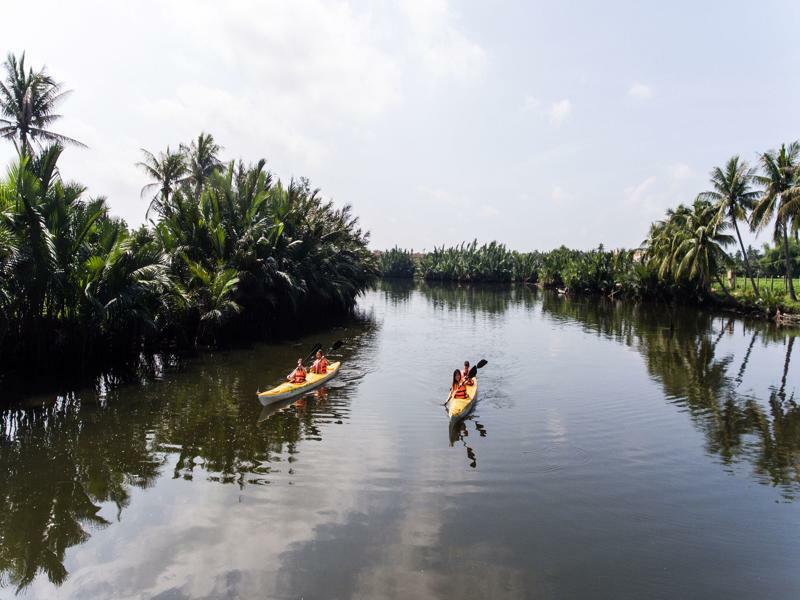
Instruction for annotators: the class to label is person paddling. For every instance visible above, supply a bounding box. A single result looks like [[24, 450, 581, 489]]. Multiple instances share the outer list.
[[287, 358, 307, 384], [462, 360, 474, 385], [310, 350, 329, 374], [451, 369, 469, 400]]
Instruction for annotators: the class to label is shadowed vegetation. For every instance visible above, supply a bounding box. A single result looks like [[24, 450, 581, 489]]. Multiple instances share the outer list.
[[377, 246, 416, 278], [0, 323, 375, 593], [0, 141, 377, 380], [0, 54, 377, 382]]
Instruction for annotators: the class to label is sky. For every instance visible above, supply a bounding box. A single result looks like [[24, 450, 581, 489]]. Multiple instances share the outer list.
[[2, 0, 800, 251]]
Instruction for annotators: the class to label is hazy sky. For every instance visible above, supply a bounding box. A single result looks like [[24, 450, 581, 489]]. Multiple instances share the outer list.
[[2, 0, 799, 250]]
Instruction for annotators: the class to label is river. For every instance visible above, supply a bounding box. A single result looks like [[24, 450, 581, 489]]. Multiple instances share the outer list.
[[1, 281, 798, 599]]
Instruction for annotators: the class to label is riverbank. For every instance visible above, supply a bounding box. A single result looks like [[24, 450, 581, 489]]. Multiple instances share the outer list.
[[0, 140, 378, 383], [377, 242, 800, 325]]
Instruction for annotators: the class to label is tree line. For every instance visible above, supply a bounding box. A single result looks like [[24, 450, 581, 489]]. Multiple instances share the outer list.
[[0, 53, 378, 380], [379, 150, 800, 315]]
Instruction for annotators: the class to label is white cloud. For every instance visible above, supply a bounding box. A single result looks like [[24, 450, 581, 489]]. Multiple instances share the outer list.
[[139, 84, 330, 167], [522, 95, 541, 113], [623, 164, 701, 223], [613, 160, 706, 249], [399, 0, 487, 83], [669, 163, 693, 180], [165, 0, 403, 123], [628, 82, 654, 100], [0, 0, 489, 229], [548, 99, 572, 126], [522, 96, 573, 128], [624, 176, 659, 206]]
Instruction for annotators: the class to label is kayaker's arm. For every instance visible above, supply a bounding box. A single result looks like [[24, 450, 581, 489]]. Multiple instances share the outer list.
[[443, 388, 454, 405]]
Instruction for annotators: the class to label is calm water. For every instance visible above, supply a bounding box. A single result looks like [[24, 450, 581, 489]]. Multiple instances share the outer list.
[[1, 281, 799, 599]]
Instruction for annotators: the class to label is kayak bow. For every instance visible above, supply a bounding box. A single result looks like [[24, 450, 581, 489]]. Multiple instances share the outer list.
[[447, 377, 478, 424]]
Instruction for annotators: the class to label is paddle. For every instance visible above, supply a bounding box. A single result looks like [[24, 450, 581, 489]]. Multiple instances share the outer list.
[[301, 343, 323, 366], [304, 340, 344, 365], [469, 359, 488, 379]]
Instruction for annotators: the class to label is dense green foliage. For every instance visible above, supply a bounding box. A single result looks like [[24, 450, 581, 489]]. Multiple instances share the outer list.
[[379, 142, 800, 316], [698, 156, 760, 296], [0, 141, 377, 377], [539, 246, 645, 295], [0, 54, 377, 379], [643, 199, 736, 296], [378, 246, 416, 278], [757, 240, 800, 277], [752, 142, 800, 300], [418, 240, 536, 282]]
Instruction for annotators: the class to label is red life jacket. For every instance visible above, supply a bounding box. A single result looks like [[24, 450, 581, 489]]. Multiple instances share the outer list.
[[312, 357, 329, 374], [453, 383, 468, 399], [291, 368, 307, 384]]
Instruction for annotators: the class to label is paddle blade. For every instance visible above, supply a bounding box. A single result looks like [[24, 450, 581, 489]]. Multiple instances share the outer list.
[[330, 340, 344, 352], [468, 365, 478, 379], [476, 359, 488, 369]]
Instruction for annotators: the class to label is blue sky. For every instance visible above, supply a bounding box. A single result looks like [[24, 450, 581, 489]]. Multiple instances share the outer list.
[[2, 0, 799, 250]]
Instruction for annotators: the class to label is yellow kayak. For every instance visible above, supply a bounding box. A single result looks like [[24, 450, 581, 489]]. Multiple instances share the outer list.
[[447, 377, 478, 424], [258, 361, 341, 405]]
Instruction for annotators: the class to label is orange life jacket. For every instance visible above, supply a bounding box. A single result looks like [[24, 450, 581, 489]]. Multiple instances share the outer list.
[[312, 357, 329, 374], [291, 368, 307, 384], [453, 383, 468, 399]]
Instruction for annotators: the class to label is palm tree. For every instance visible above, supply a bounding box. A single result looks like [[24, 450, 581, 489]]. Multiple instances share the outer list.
[[673, 199, 735, 294], [181, 132, 221, 199], [81, 233, 172, 340], [184, 259, 240, 344], [752, 142, 800, 301], [136, 147, 188, 219], [0, 53, 85, 155], [645, 205, 692, 282], [698, 156, 760, 297]]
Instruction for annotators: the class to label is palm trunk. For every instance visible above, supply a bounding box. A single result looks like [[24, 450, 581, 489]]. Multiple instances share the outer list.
[[779, 335, 794, 399], [735, 331, 757, 385], [732, 215, 759, 297], [781, 223, 796, 301], [712, 317, 731, 349]]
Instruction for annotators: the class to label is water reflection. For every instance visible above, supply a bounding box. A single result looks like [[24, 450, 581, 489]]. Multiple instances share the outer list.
[[449, 417, 487, 469], [419, 281, 537, 316], [540, 295, 800, 499], [0, 320, 376, 593], [0, 396, 164, 590], [377, 278, 415, 305], [1, 283, 799, 597]]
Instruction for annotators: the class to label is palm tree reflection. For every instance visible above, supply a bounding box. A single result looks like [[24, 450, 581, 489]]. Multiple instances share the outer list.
[[541, 296, 800, 499], [449, 416, 486, 469]]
